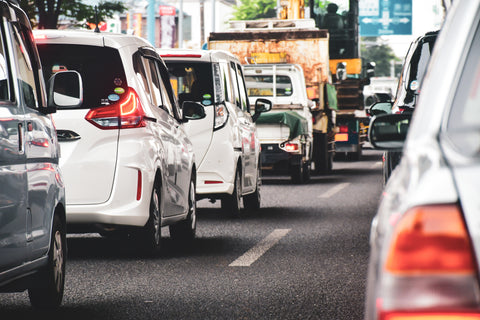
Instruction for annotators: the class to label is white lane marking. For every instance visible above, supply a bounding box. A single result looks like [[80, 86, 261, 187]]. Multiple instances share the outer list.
[[229, 229, 291, 267], [371, 161, 382, 168], [318, 182, 350, 199]]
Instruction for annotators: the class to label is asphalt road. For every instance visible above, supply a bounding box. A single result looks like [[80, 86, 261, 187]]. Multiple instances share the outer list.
[[0, 149, 384, 320]]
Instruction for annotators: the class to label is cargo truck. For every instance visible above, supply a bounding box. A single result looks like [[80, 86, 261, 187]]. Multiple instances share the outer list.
[[208, 19, 337, 182]]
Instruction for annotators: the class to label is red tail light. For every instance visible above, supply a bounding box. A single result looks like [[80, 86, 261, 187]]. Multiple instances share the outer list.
[[284, 143, 299, 152], [339, 125, 349, 133], [380, 311, 480, 320], [385, 204, 476, 275], [378, 204, 480, 318], [85, 88, 147, 130]]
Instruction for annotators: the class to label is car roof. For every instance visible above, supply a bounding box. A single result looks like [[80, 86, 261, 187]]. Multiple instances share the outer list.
[[33, 29, 152, 49], [157, 48, 240, 63]]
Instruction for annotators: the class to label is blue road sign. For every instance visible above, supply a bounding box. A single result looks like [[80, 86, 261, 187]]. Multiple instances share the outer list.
[[359, 0, 412, 36]]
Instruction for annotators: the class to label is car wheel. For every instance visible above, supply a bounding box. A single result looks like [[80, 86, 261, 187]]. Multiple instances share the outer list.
[[136, 179, 162, 252], [243, 165, 261, 211], [169, 176, 197, 244], [221, 168, 241, 216], [28, 214, 66, 309]]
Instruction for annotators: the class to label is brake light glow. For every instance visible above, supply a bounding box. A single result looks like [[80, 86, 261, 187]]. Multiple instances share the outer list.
[[339, 125, 349, 133], [284, 143, 299, 152], [380, 311, 480, 320], [160, 54, 202, 58], [85, 88, 147, 130], [385, 204, 476, 275]]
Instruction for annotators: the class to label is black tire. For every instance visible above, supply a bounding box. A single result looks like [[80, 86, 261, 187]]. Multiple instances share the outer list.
[[170, 177, 197, 243], [221, 168, 241, 216], [243, 165, 261, 211], [136, 179, 162, 252], [314, 133, 333, 174], [291, 161, 310, 184], [28, 214, 66, 309], [350, 144, 362, 161]]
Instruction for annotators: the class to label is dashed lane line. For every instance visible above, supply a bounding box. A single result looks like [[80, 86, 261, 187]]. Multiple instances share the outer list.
[[229, 229, 291, 267], [318, 182, 350, 199]]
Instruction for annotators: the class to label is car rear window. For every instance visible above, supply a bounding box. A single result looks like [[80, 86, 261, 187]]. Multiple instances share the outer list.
[[164, 61, 214, 106], [245, 75, 293, 97], [37, 44, 127, 110]]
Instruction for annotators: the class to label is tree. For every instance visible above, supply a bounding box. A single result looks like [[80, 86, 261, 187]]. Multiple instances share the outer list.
[[232, 0, 277, 20], [361, 37, 401, 77], [20, 0, 126, 29]]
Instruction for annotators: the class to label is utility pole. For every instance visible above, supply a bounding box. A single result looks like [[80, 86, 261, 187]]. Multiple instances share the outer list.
[[211, 0, 215, 32], [147, 0, 155, 45]]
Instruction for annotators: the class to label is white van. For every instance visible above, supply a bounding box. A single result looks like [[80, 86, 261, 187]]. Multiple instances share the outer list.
[[159, 49, 271, 216]]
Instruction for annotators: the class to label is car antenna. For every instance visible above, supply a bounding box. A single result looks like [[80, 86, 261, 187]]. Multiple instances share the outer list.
[[94, 5, 100, 33]]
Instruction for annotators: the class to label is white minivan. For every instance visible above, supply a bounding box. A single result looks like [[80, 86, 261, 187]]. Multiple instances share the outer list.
[[159, 49, 271, 215], [34, 30, 206, 250]]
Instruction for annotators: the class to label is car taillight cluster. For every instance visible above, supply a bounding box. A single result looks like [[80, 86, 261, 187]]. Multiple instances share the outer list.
[[214, 104, 228, 130], [85, 88, 147, 130], [378, 204, 480, 319]]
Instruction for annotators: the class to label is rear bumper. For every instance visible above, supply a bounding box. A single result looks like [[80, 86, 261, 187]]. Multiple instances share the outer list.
[[66, 200, 150, 227], [260, 143, 303, 171]]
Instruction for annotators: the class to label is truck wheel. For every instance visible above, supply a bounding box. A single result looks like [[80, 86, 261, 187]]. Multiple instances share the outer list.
[[291, 162, 310, 184], [350, 144, 362, 161], [243, 165, 261, 211], [314, 133, 331, 174], [221, 169, 241, 216]]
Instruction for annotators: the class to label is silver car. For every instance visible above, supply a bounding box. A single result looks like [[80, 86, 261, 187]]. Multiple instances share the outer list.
[[0, 0, 82, 308], [366, 1, 480, 319]]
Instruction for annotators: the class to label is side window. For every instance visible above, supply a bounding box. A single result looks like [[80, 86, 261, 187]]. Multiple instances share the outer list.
[[133, 53, 152, 104], [236, 64, 250, 112], [219, 62, 233, 104], [146, 58, 163, 108], [446, 22, 480, 156], [229, 61, 240, 108], [0, 21, 11, 102], [12, 23, 40, 109], [157, 61, 177, 118]]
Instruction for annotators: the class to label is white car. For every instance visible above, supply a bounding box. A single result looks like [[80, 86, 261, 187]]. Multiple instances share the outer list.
[[34, 30, 206, 250], [159, 49, 271, 215]]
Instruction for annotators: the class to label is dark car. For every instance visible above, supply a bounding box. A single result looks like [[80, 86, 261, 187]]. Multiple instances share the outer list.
[[0, 0, 82, 308], [369, 30, 438, 184]]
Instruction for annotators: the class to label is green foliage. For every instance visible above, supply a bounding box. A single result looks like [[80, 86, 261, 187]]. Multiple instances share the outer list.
[[361, 37, 401, 77], [232, 0, 277, 20], [21, 0, 126, 29]]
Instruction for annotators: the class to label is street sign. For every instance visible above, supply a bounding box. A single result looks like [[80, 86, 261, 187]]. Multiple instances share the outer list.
[[359, 0, 412, 36]]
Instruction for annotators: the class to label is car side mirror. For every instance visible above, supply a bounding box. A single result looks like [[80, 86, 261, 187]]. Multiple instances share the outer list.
[[47, 70, 83, 112], [369, 101, 393, 116], [253, 98, 272, 122], [368, 113, 411, 150], [366, 62, 376, 79], [182, 101, 206, 121]]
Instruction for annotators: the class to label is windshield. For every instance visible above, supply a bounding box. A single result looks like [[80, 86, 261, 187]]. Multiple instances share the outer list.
[[37, 44, 127, 110], [245, 75, 293, 97]]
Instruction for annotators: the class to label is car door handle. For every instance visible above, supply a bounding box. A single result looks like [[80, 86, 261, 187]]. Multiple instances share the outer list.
[[57, 130, 81, 142], [18, 123, 24, 153]]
